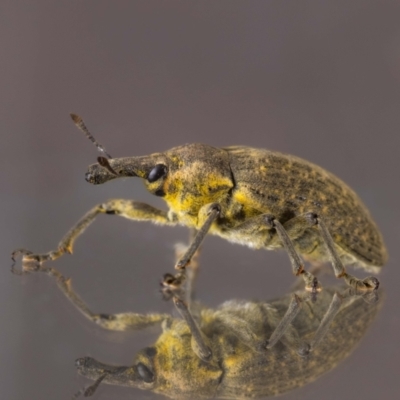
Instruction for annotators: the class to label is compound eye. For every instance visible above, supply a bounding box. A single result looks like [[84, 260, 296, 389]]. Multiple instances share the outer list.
[[137, 362, 154, 383], [147, 164, 167, 183]]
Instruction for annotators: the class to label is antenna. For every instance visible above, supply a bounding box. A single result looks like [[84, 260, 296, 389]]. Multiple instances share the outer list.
[[70, 113, 118, 175], [70, 113, 113, 159]]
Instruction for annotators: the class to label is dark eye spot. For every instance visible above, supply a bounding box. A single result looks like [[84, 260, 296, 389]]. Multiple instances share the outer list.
[[147, 164, 167, 183], [143, 347, 157, 357], [155, 189, 165, 197], [137, 362, 154, 383]]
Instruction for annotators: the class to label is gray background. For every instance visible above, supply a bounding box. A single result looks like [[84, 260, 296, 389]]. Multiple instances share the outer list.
[[1, 1, 400, 399]]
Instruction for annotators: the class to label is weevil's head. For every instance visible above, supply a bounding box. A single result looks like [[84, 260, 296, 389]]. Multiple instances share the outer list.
[[75, 319, 222, 398], [85, 143, 234, 218], [74, 355, 158, 394]]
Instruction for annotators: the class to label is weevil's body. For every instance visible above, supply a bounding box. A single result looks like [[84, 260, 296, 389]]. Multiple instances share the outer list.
[[14, 121, 387, 398], [87, 144, 387, 272], [76, 285, 382, 399]]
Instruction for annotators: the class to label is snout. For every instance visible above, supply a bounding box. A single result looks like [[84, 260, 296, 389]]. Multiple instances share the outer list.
[[85, 163, 117, 185]]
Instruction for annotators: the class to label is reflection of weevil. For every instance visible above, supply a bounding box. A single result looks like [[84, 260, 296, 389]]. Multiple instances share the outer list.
[[14, 114, 387, 292], [30, 263, 381, 399]]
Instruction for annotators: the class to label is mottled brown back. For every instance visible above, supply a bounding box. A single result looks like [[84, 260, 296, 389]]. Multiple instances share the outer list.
[[225, 146, 387, 268]]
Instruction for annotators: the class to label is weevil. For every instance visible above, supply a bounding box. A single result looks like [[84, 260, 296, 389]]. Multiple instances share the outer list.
[[13, 114, 387, 292], [26, 261, 381, 399]]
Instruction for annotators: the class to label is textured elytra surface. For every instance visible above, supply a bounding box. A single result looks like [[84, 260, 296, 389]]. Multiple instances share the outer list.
[[223, 146, 387, 268]]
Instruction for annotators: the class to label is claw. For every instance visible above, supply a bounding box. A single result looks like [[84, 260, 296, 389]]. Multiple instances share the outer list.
[[10, 248, 52, 275], [362, 289, 379, 305], [362, 276, 379, 291], [10, 249, 36, 275], [305, 277, 322, 293], [160, 272, 186, 301], [11, 248, 33, 262], [304, 277, 322, 302]]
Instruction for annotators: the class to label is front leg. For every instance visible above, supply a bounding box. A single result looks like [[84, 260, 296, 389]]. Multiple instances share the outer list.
[[12, 199, 175, 268], [25, 265, 171, 331]]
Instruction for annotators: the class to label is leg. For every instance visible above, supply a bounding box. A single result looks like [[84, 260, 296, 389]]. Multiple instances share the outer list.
[[308, 286, 379, 352], [266, 285, 379, 355], [174, 234, 201, 304], [290, 262, 326, 292], [308, 291, 343, 352], [160, 202, 219, 324], [175, 203, 220, 269], [266, 294, 304, 350], [289, 213, 379, 291], [30, 265, 170, 331], [231, 212, 378, 292], [216, 295, 309, 355], [173, 297, 212, 362], [314, 214, 379, 291], [12, 199, 174, 266], [158, 234, 212, 361], [230, 214, 321, 293], [160, 272, 212, 362], [267, 217, 321, 294]]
